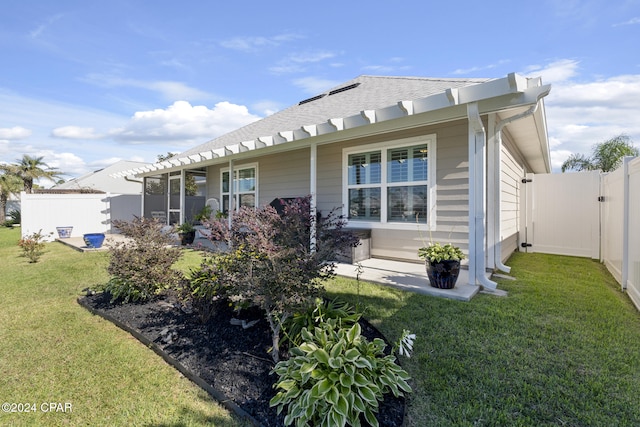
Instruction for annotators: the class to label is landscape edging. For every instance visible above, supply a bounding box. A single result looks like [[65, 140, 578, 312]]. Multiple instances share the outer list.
[[77, 296, 263, 427]]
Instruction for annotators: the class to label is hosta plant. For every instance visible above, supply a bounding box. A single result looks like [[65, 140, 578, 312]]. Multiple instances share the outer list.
[[281, 297, 362, 348], [270, 319, 412, 427]]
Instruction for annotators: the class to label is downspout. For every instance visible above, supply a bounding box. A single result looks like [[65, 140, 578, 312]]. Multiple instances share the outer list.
[[468, 103, 498, 290], [493, 95, 547, 273], [310, 142, 317, 253]]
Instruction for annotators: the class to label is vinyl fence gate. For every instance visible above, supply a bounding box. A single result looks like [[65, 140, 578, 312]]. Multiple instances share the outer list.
[[519, 170, 601, 259]]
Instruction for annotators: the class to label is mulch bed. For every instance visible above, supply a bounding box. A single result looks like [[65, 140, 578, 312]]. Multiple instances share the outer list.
[[78, 292, 405, 427]]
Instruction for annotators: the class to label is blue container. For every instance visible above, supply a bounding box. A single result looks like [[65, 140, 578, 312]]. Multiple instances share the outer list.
[[83, 233, 106, 249], [56, 226, 73, 239]]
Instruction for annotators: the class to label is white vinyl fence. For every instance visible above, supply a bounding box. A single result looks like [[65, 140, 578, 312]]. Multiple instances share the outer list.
[[601, 157, 640, 311], [21, 192, 141, 242], [522, 158, 640, 311]]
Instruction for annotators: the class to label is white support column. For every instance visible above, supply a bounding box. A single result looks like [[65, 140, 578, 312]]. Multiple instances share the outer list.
[[310, 143, 318, 252], [228, 159, 234, 228], [468, 103, 497, 289], [180, 169, 186, 225]]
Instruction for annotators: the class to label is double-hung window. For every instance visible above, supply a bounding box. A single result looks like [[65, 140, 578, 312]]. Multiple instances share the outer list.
[[221, 164, 257, 213], [344, 135, 435, 226]]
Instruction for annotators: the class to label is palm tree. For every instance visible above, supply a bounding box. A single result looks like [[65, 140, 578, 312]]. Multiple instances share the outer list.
[[562, 134, 639, 173], [0, 172, 22, 223], [7, 155, 63, 193]]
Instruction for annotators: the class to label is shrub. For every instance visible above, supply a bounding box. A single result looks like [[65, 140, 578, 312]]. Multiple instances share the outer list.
[[203, 196, 359, 362], [270, 320, 412, 427], [102, 217, 183, 303], [9, 209, 20, 224], [282, 297, 362, 348], [178, 255, 231, 323], [18, 229, 51, 263]]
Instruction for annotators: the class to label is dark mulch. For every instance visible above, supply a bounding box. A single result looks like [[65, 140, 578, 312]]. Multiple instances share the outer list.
[[79, 292, 405, 427]]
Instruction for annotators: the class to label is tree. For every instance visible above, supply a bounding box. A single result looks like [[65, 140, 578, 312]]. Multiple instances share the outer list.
[[562, 134, 639, 173], [2, 155, 63, 193], [0, 172, 22, 223]]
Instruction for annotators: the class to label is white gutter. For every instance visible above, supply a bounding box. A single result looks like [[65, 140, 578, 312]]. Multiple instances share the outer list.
[[468, 102, 498, 290]]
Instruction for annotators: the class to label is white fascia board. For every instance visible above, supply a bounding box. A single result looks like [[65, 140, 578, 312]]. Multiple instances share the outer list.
[[458, 73, 526, 105]]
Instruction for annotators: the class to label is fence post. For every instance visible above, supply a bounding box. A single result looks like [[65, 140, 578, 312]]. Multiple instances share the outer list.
[[622, 157, 631, 290]]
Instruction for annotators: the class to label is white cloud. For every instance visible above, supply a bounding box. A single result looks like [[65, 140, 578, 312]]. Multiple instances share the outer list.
[[109, 100, 261, 144], [523, 59, 580, 83], [220, 33, 302, 52], [540, 69, 640, 171], [613, 17, 640, 27], [270, 50, 339, 75], [452, 59, 511, 75], [51, 126, 103, 139], [84, 74, 211, 102], [292, 77, 341, 95], [0, 126, 32, 140]]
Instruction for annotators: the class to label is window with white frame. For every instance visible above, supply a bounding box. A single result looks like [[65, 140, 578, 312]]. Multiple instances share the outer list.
[[221, 164, 257, 213], [344, 136, 435, 225]]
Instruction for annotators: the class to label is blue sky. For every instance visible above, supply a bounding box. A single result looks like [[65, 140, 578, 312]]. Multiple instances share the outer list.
[[1, 0, 639, 181]]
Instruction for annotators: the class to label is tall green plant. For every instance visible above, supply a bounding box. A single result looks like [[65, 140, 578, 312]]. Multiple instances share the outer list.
[[1, 154, 63, 193], [561, 134, 639, 172]]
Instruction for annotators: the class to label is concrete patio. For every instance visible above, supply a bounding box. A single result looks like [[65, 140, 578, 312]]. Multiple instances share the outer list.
[[56, 234, 492, 301]]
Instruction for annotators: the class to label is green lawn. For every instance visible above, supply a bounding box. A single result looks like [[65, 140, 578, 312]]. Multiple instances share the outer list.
[[2, 227, 640, 426], [0, 227, 244, 427]]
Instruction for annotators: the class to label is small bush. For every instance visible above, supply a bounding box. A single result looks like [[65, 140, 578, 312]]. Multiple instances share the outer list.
[[282, 297, 362, 348], [9, 209, 20, 224], [18, 229, 51, 263], [202, 196, 359, 362], [178, 255, 231, 323], [270, 320, 412, 427], [103, 217, 183, 303]]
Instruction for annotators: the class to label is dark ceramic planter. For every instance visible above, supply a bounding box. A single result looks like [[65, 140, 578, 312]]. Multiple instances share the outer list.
[[426, 259, 461, 289], [179, 231, 196, 245]]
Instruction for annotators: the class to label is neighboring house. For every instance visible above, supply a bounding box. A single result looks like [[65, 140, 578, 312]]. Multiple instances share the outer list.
[[115, 74, 551, 289], [53, 160, 147, 194]]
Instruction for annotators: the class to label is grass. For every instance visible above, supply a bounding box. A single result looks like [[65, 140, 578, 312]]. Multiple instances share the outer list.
[[325, 253, 640, 426], [0, 227, 245, 427], [2, 227, 640, 426]]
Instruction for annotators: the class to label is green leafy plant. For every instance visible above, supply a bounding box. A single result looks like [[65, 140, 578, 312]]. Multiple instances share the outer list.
[[176, 221, 195, 234], [270, 319, 412, 427], [418, 242, 465, 263], [18, 229, 51, 263], [178, 255, 231, 323], [101, 217, 184, 303], [282, 297, 362, 348]]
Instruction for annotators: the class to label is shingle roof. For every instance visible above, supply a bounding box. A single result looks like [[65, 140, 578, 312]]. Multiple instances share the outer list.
[[178, 75, 490, 157]]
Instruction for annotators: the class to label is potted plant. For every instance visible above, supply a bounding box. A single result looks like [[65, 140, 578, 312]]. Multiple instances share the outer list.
[[418, 242, 465, 289], [176, 221, 196, 245]]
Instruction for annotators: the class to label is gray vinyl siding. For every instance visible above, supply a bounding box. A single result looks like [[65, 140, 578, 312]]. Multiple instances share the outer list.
[[500, 129, 526, 261], [203, 119, 471, 263], [257, 150, 310, 204], [315, 119, 470, 262]]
